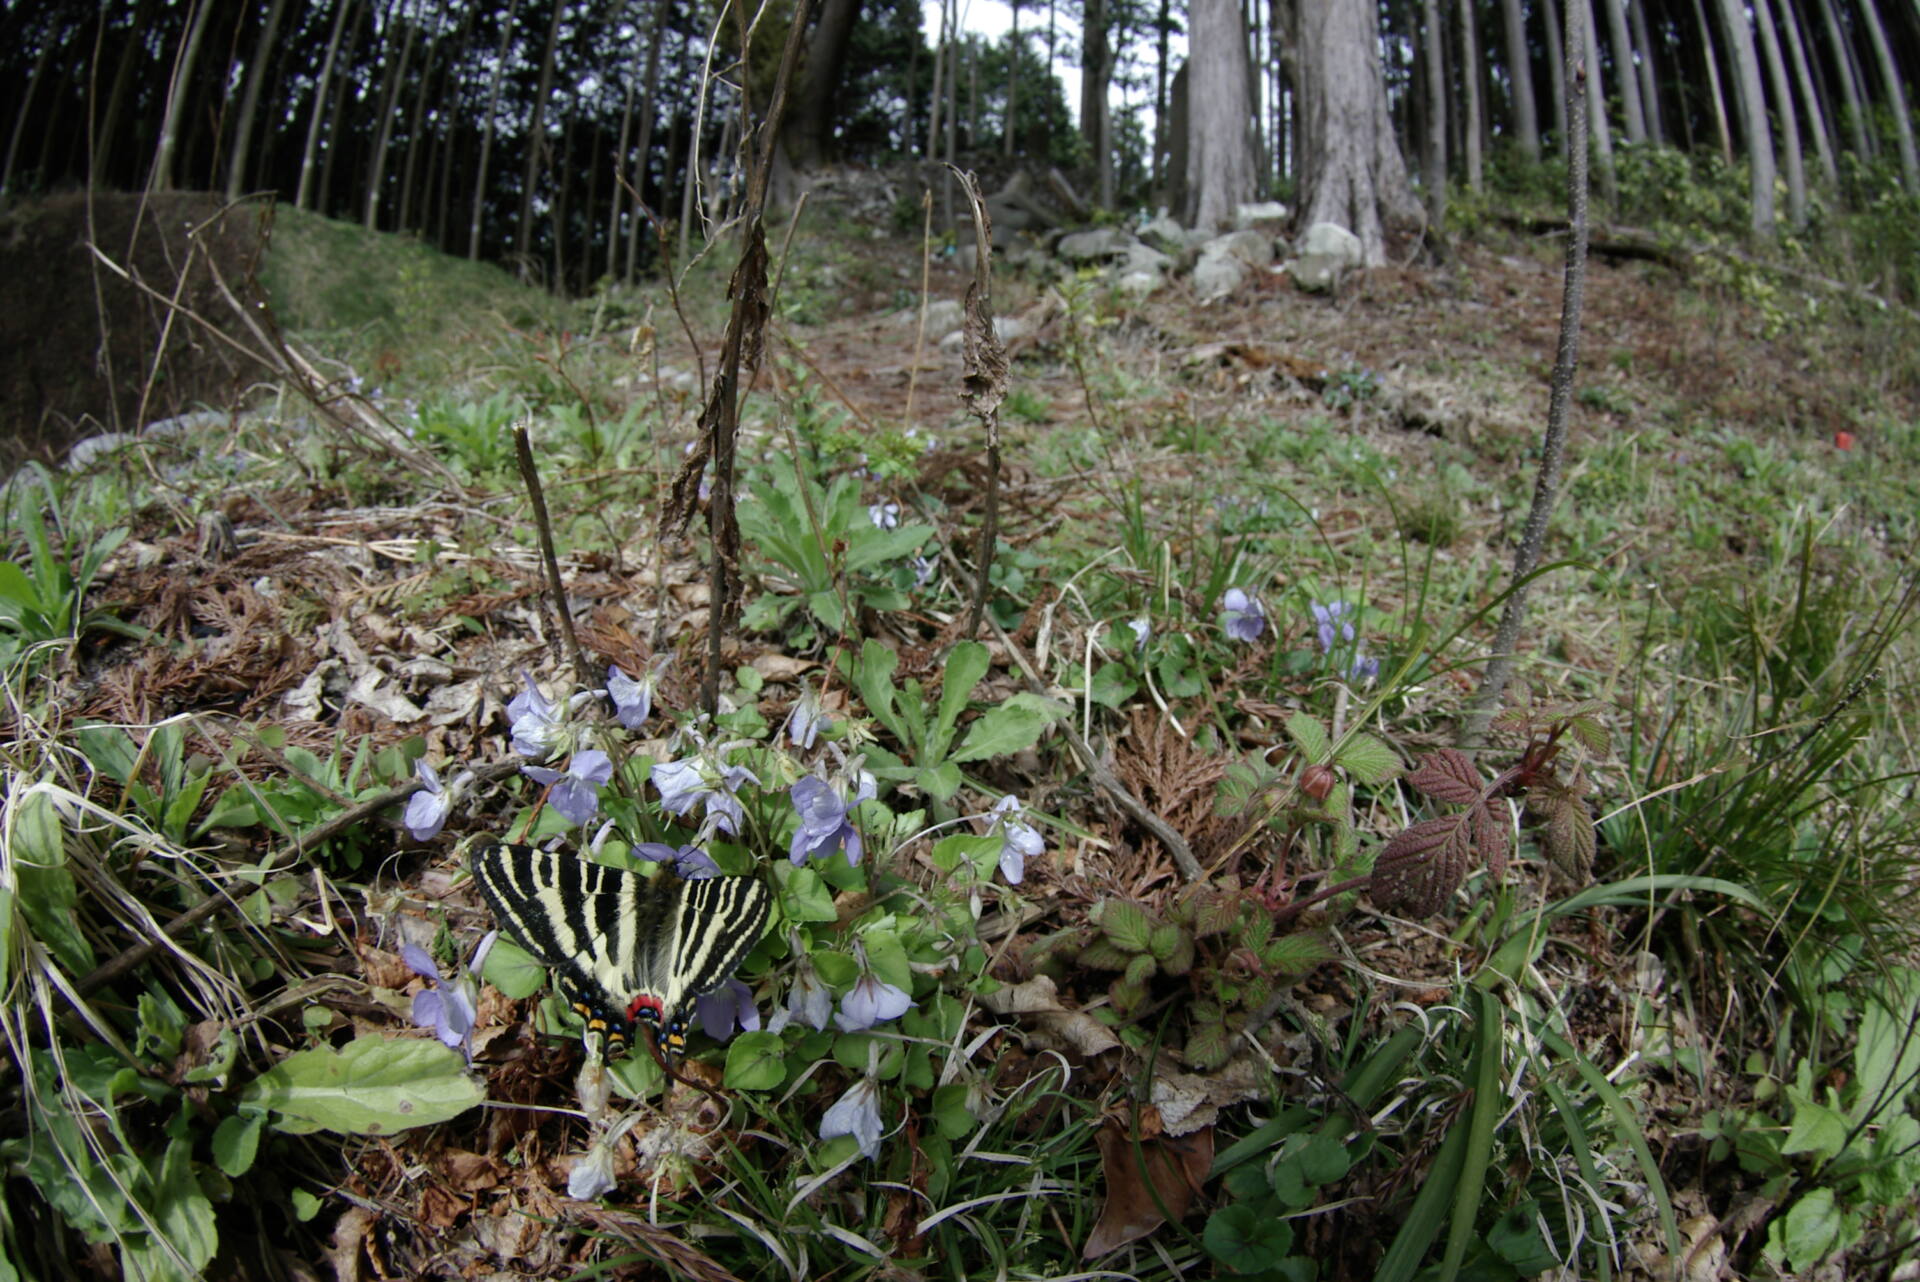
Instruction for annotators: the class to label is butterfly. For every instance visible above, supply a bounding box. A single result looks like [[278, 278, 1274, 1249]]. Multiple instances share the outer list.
[[469, 841, 771, 1059]]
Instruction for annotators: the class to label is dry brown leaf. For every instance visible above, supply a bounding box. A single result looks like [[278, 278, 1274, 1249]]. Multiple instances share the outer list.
[[327, 1204, 376, 1282], [750, 652, 816, 681], [977, 976, 1124, 1056], [1082, 1110, 1214, 1258]]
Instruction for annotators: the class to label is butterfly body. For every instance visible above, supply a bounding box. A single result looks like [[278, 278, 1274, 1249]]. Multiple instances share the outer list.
[[470, 842, 771, 1059]]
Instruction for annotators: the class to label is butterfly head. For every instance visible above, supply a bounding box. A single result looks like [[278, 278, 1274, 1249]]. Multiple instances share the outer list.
[[627, 992, 691, 1058]]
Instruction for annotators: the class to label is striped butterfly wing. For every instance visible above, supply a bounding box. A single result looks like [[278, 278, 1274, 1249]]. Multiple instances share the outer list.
[[469, 842, 770, 1058], [646, 874, 774, 1055]]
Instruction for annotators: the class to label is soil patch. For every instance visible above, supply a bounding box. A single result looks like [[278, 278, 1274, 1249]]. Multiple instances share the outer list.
[[0, 190, 271, 468]]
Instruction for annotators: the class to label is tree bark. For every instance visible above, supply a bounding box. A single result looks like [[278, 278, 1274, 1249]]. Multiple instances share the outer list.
[[1856, 0, 1918, 191], [1294, 0, 1423, 264], [782, 0, 864, 175], [150, 0, 215, 192], [1082, 0, 1113, 205], [1691, 0, 1734, 161], [1007, 0, 1022, 158], [520, 0, 566, 263], [470, 0, 520, 258], [1715, 0, 1777, 231], [1582, 0, 1617, 202], [1602, 0, 1646, 142], [1541, 0, 1568, 151], [1778, 0, 1838, 186], [296, 0, 355, 210], [1751, 0, 1807, 226], [365, 0, 420, 230], [1813, 0, 1871, 160], [609, 23, 638, 281], [1154, 0, 1172, 189], [626, 0, 667, 281], [224, 0, 289, 200], [1186, 0, 1256, 229], [1422, 0, 1447, 227], [318, 0, 370, 216], [1459, 0, 1483, 191], [3, 20, 62, 199], [1498, 0, 1539, 158], [1628, 0, 1664, 142]]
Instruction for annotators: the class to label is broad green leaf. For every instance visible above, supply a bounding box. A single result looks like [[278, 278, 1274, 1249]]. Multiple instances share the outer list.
[[211, 1114, 263, 1177], [813, 952, 860, 988], [930, 833, 1002, 877], [931, 1082, 975, 1138], [861, 931, 914, 992], [1089, 662, 1138, 710], [1852, 966, 1920, 1123], [777, 864, 839, 923], [1295, 1129, 1352, 1184], [916, 760, 963, 802], [1333, 733, 1400, 785], [1099, 901, 1153, 953], [807, 589, 845, 632], [723, 1032, 787, 1090], [952, 693, 1068, 763], [239, 1036, 483, 1136], [855, 640, 910, 744], [1487, 1200, 1560, 1274], [198, 784, 261, 831], [138, 1137, 217, 1282], [481, 937, 548, 1000], [1781, 1087, 1848, 1162], [930, 641, 990, 758], [1777, 1188, 1841, 1274], [13, 789, 95, 974], [1286, 712, 1331, 764], [290, 1189, 323, 1222], [1204, 1204, 1294, 1273]]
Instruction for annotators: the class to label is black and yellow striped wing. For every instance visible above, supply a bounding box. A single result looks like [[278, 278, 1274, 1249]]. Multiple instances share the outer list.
[[469, 842, 771, 1057]]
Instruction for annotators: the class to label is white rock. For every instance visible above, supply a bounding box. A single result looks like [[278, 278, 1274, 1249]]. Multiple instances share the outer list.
[[1116, 268, 1164, 297], [1234, 201, 1290, 229], [1291, 222, 1365, 292], [889, 298, 965, 335], [1138, 213, 1188, 250], [1056, 227, 1134, 262], [1192, 252, 1248, 302], [1201, 229, 1275, 267]]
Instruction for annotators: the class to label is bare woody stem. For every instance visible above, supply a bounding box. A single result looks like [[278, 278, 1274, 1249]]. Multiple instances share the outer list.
[[514, 422, 594, 689], [1461, 0, 1591, 747], [948, 168, 1010, 640]]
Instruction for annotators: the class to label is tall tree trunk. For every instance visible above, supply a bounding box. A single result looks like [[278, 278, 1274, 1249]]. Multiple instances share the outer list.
[[1541, 0, 1568, 151], [626, 0, 667, 282], [1498, 0, 1539, 158], [1628, 0, 1664, 142], [1186, 0, 1256, 228], [318, 1, 369, 216], [150, 0, 215, 191], [1422, 0, 1447, 226], [400, 3, 459, 234], [1006, 0, 1022, 158], [1458, 0, 1483, 190], [365, 0, 420, 229], [1691, 0, 1734, 160], [1814, 0, 1871, 159], [1153, 0, 1172, 189], [297, 0, 354, 210], [1082, 0, 1113, 204], [1294, 0, 1423, 263], [520, 0, 565, 263], [1716, 0, 1777, 231], [470, 0, 520, 258], [1856, 0, 1918, 190], [225, 0, 288, 200], [1778, 0, 1838, 186], [609, 24, 638, 281], [1582, 0, 1617, 202], [3, 25, 61, 198], [1601, 0, 1646, 143], [1752, 0, 1807, 226], [927, 0, 948, 156], [782, 0, 864, 175], [969, 37, 981, 148]]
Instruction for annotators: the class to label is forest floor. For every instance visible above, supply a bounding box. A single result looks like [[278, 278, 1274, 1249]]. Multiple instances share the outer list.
[[7, 184, 1920, 1282]]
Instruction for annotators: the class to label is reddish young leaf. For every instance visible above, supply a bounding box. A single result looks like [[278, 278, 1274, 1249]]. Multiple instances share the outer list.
[[1370, 813, 1475, 917], [1404, 748, 1485, 806]]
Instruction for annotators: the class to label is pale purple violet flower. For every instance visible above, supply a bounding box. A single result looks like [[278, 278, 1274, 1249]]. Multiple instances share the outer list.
[[1312, 601, 1357, 653], [524, 750, 615, 826], [1129, 618, 1151, 650], [868, 501, 901, 531], [834, 973, 914, 1032], [990, 794, 1045, 885], [632, 842, 721, 880], [695, 978, 761, 1041], [784, 970, 834, 1032], [1349, 652, 1381, 683], [1221, 589, 1266, 642], [404, 759, 471, 842], [404, 932, 494, 1060], [912, 555, 936, 587], [607, 661, 666, 731], [651, 755, 757, 835], [508, 673, 563, 758], [789, 775, 875, 867], [820, 1078, 884, 1159], [787, 689, 831, 750]]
